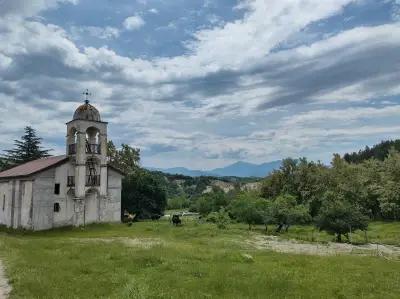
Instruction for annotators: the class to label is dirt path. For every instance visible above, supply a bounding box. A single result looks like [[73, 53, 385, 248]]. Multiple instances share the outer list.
[[247, 235, 400, 258], [0, 260, 11, 299]]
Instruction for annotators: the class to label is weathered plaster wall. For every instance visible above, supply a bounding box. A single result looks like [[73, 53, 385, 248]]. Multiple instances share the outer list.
[[102, 168, 122, 222], [85, 191, 99, 224], [32, 169, 56, 230], [19, 180, 33, 229], [53, 163, 75, 228], [2, 162, 121, 230], [0, 181, 12, 227]]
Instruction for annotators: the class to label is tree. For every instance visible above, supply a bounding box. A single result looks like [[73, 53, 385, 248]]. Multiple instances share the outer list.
[[122, 169, 167, 219], [109, 140, 167, 219], [206, 208, 231, 229], [3, 126, 52, 166], [269, 194, 311, 233], [255, 199, 273, 231], [229, 192, 263, 229], [374, 150, 400, 219], [315, 193, 368, 242], [167, 196, 190, 210], [0, 158, 10, 172], [107, 141, 140, 175], [261, 158, 329, 217], [191, 187, 229, 216]]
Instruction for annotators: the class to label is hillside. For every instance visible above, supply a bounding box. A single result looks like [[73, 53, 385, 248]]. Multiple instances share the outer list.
[[149, 160, 281, 178], [149, 171, 261, 200], [343, 139, 400, 163]]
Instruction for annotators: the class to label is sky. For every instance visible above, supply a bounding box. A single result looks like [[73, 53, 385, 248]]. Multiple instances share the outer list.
[[0, 0, 400, 170]]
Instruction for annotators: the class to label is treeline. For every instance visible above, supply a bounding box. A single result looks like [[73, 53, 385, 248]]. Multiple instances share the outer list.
[[343, 139, 400, 163]]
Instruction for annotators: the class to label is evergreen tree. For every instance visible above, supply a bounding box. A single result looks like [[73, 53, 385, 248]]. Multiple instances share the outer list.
[[3, 126, 52, 166]]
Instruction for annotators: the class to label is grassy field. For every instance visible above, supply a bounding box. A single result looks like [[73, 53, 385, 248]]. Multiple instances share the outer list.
[[0, 220, 399, 298]]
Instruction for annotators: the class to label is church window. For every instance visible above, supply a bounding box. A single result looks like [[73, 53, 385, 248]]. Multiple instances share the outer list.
[[54, 183, 60, 195], [54, 203, 60, 213], [2, 195, 5, 211]]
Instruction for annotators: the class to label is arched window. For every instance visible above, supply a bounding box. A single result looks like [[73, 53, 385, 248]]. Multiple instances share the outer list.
[[86, 127, 101, 154]]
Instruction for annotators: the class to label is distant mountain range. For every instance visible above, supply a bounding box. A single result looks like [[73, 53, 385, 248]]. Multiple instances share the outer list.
[[148, 160, 282, 178]]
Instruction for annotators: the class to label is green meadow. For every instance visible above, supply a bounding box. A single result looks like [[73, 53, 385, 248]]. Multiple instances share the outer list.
[[0, 220, 399, 299]]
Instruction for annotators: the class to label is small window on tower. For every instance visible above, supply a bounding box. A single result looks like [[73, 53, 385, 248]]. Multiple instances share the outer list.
[[54, 203, 60, 213], [2, 195, 5, 211], [54, 183, 60, 195]]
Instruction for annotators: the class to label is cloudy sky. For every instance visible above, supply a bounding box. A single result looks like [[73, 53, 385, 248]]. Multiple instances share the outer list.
[[0, 0, 399, 170]]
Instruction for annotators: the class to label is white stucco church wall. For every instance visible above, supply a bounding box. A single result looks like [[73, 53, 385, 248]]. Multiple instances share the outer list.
[[0, 100, 123, 230]]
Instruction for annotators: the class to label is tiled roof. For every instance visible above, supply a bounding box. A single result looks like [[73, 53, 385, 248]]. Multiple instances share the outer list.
[[0, 155, 68, 179]]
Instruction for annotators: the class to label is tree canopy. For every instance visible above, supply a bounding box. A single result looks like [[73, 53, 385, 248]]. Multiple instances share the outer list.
[[2, 126, 52, 168], [108, 140, 166, 219], [107, 141, 140, 175]]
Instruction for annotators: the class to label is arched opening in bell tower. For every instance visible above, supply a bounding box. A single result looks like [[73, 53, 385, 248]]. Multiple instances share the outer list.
[[67, 127, 78, 155], [85, 126, 101, 154]]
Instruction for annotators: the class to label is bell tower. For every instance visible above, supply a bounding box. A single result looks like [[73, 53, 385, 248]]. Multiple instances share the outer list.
[[66, 92, 108, 206]]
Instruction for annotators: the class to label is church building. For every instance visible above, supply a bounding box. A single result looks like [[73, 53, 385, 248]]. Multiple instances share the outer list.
[[0, 100, 123, 230]]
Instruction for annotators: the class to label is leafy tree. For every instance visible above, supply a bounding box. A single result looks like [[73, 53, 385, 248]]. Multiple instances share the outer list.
[[374, 150, 400, 219], [315, 193, 368, 242], [269, 194, 311, 232], [109, 140, 166, 219], [167, 196, 190, 210], [206, 208, 231, 229], [3, 126, 52, 166], [229, 192, 263, 229], [261, 158, 328, 217], [107, 141, 140, 175], [194, 197, 212, 215], [255, 199, 273, 231], [122, 169, 167, 219], [191, 187, 229, 215]]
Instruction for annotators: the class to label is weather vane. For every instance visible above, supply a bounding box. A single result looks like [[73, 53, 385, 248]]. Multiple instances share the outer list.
[[83, 89, 91, 104]]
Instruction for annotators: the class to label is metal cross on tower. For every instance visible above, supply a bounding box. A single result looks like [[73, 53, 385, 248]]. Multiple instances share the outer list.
[[83, 89, 91, 104]]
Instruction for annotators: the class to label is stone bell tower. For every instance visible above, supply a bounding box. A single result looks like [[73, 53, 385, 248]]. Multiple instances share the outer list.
[[66, 92, 108, 225]]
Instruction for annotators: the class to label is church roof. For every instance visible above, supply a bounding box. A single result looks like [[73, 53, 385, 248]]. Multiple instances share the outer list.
[[73, 101, 101, 122], [0, 155, 125, 179], [0, 155, 68, 179]]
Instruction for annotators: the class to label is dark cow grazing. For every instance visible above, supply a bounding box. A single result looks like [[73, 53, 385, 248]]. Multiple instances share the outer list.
[[172, 214, 182, 226]]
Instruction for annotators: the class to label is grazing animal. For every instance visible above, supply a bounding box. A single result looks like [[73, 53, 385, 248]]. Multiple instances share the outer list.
[[172, 214, 182, 226], [123, 210, 136, 226]]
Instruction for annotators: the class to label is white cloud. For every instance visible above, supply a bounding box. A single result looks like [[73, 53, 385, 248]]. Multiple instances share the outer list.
[[0, 0, 78, 18], [123, 15, 145, 31], [1, 0, 400, 168], [70, 26, 120, 40], [282, 106, 400, 127]]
